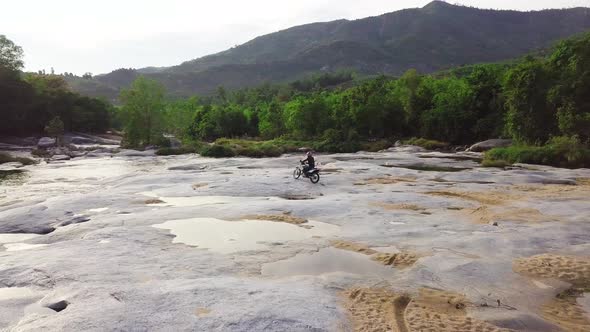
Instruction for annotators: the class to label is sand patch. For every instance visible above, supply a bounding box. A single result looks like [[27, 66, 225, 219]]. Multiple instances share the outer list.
[[371, 202, 427, 212], [331, 240, 422, 269], [513, 254, 590, 287], [460, 206, 556, 224], [371, 252, 421, 268], [425, 190, 510, 205], [241, 213, 308, 226], [192, 183, 208, 190], [541, 290, 590, 332], [343, 287, 508, 332], [355, 176, 416, 186], [194, 307, 212, 317], [514, 254, 590, 331], [512, 182, 590, 201], [144, 199, 165, 205], [331, 240, 377, 255]]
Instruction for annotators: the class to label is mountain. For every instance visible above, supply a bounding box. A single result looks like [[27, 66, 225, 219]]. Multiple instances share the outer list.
[[67, 1, 590, 100]]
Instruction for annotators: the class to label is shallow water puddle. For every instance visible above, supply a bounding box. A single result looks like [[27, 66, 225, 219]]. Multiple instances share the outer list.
[[262, 248, 393, 277], [0, 287, 36, 301], [579, 293, 590, 319], [4, 243, 48, 251], [0, 233, 39, 244], [153, 218, 338, 253], [140, 192, 275, 207], [88, 207, 109, 213]]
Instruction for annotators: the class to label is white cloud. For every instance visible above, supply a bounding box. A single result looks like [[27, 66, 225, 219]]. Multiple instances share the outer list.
[[1, 0, 588, 74]]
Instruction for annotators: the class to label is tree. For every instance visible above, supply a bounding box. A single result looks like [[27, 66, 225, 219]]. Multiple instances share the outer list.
[[44, 116, 65, 145], [119, 76, 165, 147], [0, 35, 24, 72], [504, 58, 557, 144]]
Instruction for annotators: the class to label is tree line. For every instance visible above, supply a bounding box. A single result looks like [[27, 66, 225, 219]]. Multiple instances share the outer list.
[[0, 35, 113, 137], [2, 31, 589, 156], [120, 32, 590, 151]]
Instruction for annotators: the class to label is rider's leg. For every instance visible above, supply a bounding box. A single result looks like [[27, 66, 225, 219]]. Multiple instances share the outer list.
[[302, 165, 310, 176]]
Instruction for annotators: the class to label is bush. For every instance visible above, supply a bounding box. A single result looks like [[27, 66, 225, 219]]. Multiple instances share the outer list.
[[360, 140, 393, 152], [200, 144, 236, 158], [403, 138, 450, 150], [481, 158, 512, 168], [484, 136, 590, 168]]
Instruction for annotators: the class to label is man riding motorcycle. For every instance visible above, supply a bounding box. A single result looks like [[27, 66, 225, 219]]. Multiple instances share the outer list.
[[301, 151, 315, 176]]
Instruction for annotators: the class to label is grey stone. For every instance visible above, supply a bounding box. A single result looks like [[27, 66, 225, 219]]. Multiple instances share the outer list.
[[37, 137, 56, 149]]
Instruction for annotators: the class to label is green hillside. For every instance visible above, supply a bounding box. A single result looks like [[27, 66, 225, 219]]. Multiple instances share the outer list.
[[67, 1, 590, 100]]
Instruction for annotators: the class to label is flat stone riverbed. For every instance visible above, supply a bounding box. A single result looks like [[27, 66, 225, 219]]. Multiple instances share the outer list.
[[0, 147, 589, 331]]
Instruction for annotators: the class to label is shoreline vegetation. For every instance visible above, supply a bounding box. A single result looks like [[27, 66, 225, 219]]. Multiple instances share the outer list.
[[1, 32, 590, 168]]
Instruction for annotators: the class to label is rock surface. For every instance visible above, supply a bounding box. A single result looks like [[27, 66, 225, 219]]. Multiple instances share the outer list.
[[37, 137, 56, 149], [0, 149, 589, 331], [468, 139, 512, 152]]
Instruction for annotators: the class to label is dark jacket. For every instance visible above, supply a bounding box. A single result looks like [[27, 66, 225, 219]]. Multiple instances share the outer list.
[[302, 155, 315, 169]]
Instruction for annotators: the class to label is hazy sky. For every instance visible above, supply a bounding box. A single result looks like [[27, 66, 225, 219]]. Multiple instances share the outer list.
[[2, 0, 589, 75]]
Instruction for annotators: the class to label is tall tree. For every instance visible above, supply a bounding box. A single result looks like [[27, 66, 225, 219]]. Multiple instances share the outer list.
[[0, 35, 24, 72], [119, 76, 165, 147]]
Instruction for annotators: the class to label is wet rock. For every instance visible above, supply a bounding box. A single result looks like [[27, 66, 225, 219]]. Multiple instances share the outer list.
[[37, 137, 56, 149], [46, 300, 69, 312], [51, 155, 71, 161], [64, 135, 95, 145], [468, 139, 512, 152], [58, 215, 91, 227], [118, 149, 156, 157]]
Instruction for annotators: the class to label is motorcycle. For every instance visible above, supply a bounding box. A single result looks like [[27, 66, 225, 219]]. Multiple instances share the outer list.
[[293, 161, 320, 184]]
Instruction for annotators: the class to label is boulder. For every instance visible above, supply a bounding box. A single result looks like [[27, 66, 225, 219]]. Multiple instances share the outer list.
[[468, 139, 512, 152], [169, 137, 182, 148], [37, 137, 56, 149], [66, 135, 96, 145]]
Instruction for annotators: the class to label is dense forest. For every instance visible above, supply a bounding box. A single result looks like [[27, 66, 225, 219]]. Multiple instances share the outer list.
[[0, 35, 113, 137], [118, 32, 590, 165]]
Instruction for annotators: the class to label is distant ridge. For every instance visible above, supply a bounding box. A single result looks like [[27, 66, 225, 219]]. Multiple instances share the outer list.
[[67, 1, 590, 100]]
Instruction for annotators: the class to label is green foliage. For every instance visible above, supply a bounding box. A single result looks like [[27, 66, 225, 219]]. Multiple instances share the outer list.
[[504, 58, 557, 143], [0, 36, 112, 137], [200, 144, 236, 158], [484, 136, 590, 168], [480, 158, 512, 168], [44, 116, 65, 141], [119, 76, 166, 147], [0, 35, 24, 72]]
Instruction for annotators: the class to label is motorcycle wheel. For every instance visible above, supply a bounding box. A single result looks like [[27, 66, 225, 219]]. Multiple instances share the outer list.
[[309, 173, 320, 184], [293, 168, 302, 179]]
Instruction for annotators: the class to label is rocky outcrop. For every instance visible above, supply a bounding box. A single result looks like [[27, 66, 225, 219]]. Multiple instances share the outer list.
[[37, 137, 56, 149], [468, 139, 512, 152]]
